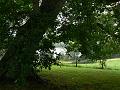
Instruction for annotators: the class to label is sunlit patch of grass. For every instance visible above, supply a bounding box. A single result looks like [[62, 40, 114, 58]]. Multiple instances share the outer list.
[[61, 58, 120, 70], [106, 58, 120, 70], [40, 65, 120, 90]]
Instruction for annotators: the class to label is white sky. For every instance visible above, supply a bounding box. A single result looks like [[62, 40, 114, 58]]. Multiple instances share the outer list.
[[54, 47, 67, 55]]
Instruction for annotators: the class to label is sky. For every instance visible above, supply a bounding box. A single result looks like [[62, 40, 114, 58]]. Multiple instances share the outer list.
[[54, 42, 67, 54], [54, 42, 82, 58], [54, 47, 67, 55]]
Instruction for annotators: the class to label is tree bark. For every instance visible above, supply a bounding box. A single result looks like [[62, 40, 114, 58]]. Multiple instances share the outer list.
[[0, 0, 65, 81]]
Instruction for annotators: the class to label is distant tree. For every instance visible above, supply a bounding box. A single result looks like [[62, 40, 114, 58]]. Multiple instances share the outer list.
[[58, 0, 120, 69], [66, 41, 81, 67]]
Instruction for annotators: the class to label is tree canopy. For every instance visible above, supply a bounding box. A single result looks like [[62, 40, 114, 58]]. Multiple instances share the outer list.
[[0, 0, 120, 85]]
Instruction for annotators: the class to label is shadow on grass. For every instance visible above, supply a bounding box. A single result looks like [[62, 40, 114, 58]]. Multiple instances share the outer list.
[[0, 76, 56, 90]]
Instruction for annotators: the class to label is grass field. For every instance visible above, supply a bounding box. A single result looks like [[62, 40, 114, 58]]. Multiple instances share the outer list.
[[39, 58, 120, 90], [0, 58, 120, 90], [61, 58, 120, 70]]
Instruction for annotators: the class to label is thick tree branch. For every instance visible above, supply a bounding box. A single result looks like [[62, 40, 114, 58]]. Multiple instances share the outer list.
[[32, 0, 40, 12]]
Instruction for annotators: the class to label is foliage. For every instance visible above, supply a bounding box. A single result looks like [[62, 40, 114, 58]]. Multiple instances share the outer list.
[[0, 0, 120, 85], [57, 1, 120, 68], [0, 0, 65, 85]]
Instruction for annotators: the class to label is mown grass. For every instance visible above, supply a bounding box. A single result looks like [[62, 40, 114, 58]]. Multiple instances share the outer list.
[[61, 58, 120, 70], [106, 58, 120, 70], [39, 58, 120, 90], [0, 58, 120, 90]]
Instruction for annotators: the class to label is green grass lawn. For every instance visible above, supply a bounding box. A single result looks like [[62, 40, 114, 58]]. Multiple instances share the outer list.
[[0, 58, 120, 90], [106, 58, 120, 70], [61, 58, 120, 70], [39, 58, 120, 90]]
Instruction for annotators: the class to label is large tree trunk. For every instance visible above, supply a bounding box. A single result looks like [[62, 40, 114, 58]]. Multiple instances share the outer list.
[[0, 0, 65, 82]]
